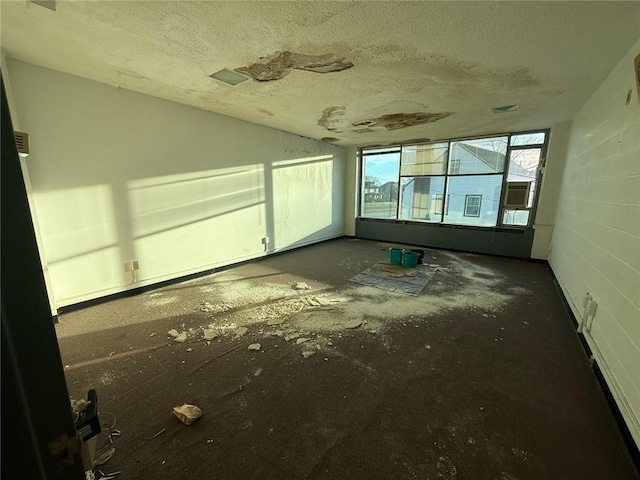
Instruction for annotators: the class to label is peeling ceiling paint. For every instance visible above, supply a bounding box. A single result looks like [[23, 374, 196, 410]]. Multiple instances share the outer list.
[[352, 112, 453, 131], [236, 51, 353, 82], [1, 1, 638, 146]]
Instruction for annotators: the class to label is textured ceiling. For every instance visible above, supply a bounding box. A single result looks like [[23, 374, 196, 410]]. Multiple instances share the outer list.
[[2, 1, 639, 146]]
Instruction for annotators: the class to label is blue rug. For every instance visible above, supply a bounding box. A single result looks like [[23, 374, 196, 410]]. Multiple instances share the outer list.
[[348, 262, 434, 296]]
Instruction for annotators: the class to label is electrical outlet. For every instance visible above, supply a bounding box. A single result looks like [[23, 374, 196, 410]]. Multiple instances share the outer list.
[[132, 260, 139, 270], [261, 237, 269, 245]]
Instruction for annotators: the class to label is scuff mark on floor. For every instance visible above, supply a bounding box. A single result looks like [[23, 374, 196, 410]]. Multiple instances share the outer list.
[[236, 51, 353, 82]]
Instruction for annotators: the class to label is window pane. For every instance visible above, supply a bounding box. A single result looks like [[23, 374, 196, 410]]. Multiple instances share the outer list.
[[361, 152, 400, 219], [508, 148, 540, 181], [362, 146, 401, 155], [400, 142, 448, 176], [399, 177, 445, 222], [449, 137, 507, 174], [510, 132, 545, 146], [503, 209, 530, 226], [444, 175, 502, 226]]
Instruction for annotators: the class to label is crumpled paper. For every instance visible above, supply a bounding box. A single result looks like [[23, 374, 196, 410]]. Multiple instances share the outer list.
[[172, 404, 202, 425]]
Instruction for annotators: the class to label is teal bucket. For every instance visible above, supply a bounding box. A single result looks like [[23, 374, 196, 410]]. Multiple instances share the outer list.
[[389, 247, 405, 265], [402, 251, 420, 268]]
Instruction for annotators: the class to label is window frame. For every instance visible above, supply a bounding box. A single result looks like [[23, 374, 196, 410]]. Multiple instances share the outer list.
[[359, 128, 549, 229], [463, 194, 482, 217]]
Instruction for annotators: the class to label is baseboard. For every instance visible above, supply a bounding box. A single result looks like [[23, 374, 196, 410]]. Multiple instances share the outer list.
[[552, 276, 640, 472], [57, 235, 347, 315]]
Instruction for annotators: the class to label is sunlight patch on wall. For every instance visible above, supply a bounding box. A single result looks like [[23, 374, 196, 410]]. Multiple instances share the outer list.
[[34, 184, 122, 300], [127, 165, 267, 280], [272, 155, 334, 249]]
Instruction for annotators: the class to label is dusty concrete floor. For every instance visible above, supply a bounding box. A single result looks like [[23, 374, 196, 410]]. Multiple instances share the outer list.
[[57, 238, 639, 480]]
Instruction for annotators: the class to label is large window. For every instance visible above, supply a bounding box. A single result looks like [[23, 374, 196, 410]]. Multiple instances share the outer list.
[[360, 130, 547, 228], [361, 148, 400, 219]]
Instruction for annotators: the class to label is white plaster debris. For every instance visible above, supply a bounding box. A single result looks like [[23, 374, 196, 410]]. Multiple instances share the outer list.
[[248, 343, 261, 351], [345, 320, 363, 329], [181, 249, 522, 358], [254, 368, 264, 377], [302, 350, 316, 358], [186, 348, 193, 352], [174, 332, 188, 343], [296, 337, 310, 345], [203, 329, 218, 341], [199, 301, 234, 315], [168, 329, 179, 337]]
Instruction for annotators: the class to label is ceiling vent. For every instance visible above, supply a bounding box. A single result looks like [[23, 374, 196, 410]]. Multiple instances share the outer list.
[[14, 131, 30, 156], [29, 0, 56, 12], [492, 104, 519, 114], [504, 182, 531, 208], [210, 69, 249, 86], [354, 128, 375, 134]]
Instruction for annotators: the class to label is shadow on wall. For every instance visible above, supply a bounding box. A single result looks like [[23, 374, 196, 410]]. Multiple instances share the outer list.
[[36, 155, 337, 305]]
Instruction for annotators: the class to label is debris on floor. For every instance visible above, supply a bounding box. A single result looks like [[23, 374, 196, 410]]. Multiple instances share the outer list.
[[96, 470, 121, 480], [203, 329, 217, 341], [267, 318, 285, 326], [173, 404, 202, 425], [293, 282, 311, 290], [344, 320, 363, 329], [235, 327, 248, 337], [302, 350, 316, 358], [168, 329, 179, 337], [248, 343, 261, 351], [174, 332, 187, 343], [296, 337, 310, 345], [94, 447, 115, 466]]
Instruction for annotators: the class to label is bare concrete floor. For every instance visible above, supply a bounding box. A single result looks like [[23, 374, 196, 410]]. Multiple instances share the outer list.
[[56, 238, 639, 480]]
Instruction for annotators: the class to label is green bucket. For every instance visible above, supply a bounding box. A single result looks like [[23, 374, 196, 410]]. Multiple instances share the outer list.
[[389, 247, 405, 265], [402, 251, 420, 268]]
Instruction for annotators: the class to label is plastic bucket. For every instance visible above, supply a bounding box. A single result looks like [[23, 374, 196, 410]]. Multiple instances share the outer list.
[[389, 247, 405, 265], [402, 251, 420, 268], [410, 249, 425, 264]]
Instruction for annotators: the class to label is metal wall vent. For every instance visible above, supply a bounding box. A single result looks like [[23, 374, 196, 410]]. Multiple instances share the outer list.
[[14, 131, 29, 155]]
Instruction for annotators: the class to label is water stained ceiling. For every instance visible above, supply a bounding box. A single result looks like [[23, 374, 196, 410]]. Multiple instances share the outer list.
[[2, 1, 639, 147]]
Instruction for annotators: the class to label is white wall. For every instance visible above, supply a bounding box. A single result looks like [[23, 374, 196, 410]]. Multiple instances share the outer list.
[[5, 59, 346, 308], [530, 121, 571, 259], [343, 146, 359, 236], [549, 39, 640, 446]]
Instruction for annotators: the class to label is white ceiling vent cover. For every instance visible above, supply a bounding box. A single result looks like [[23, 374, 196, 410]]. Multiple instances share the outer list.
[[504, 182, 531, 208], [14, 131, 29, 156]]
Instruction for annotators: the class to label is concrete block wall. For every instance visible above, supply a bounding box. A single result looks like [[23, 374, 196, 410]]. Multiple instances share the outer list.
[[550, 39, 640, 446]]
